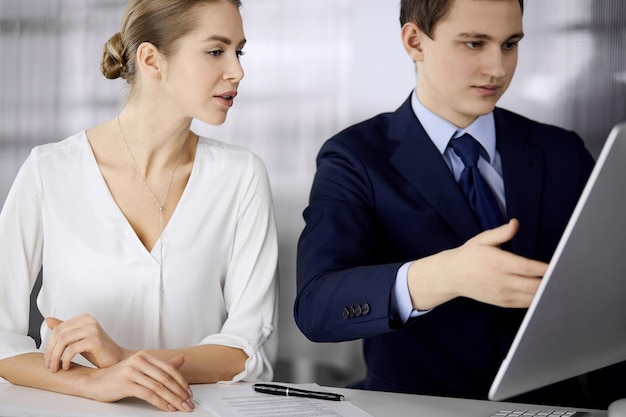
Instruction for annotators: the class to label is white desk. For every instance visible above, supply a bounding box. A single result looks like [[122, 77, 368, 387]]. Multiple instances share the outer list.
[[0, 383, 606, 417]]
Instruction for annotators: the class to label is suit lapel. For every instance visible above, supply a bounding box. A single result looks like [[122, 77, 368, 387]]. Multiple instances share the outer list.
[[386, 101, 545, 255], [387, 98, 482, 242], [495, 110, 544, 258]]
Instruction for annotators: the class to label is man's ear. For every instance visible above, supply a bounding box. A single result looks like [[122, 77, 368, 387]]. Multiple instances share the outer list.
[[136, 41, 163, 81], [401, 22, 426, 63]]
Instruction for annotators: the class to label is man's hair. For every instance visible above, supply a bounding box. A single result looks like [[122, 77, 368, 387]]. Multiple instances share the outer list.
[[399, 0, 524, 38]]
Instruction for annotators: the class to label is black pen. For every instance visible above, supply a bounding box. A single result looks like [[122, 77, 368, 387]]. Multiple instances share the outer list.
[[252, 383, 345, 401]]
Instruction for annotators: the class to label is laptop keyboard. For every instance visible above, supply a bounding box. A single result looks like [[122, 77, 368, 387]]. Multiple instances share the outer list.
[[490, 411, 590, 416]]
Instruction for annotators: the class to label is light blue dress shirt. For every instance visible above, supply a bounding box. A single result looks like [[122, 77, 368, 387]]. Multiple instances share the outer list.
[[393, 91, 506, 323]]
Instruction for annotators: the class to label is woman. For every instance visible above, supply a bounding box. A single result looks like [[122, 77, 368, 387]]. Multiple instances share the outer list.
[[0, 0, 278, 412]]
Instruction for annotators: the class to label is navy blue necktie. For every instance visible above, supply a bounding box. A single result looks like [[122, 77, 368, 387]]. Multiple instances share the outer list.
[[449, 133, 504, 230]]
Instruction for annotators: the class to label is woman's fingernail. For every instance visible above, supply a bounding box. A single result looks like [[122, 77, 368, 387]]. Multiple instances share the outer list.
[[167, 404, 176, 412], [182, 400, 194, 411], [187, 387, 193, 398]]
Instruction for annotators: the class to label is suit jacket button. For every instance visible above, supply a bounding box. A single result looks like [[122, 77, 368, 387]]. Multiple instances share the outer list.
[[342, 308, 350, 319], [361, 303, 370, 315], [349, 306, 356, 318], [354, 304, 362, 316]]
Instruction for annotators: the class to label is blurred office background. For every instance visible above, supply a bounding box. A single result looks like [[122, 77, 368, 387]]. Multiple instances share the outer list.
[[1, 0, 624, 387]]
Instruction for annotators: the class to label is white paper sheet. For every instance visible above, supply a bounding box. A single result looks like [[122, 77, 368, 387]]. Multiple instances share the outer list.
[[192, 383, 374, 417]]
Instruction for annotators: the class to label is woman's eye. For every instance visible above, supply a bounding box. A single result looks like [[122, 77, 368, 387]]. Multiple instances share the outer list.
[[207, 50, 224, 57], [236, 50, 246, 59]]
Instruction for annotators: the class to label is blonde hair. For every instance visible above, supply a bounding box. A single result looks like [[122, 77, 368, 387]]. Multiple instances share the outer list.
[[101, 0, 242, 84]]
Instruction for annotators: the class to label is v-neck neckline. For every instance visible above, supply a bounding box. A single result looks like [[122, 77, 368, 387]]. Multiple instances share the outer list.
[[81, 131, 198, 259]]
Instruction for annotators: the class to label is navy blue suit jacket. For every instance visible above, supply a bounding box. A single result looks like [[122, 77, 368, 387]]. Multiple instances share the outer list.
[[295, 96, 595, 404]]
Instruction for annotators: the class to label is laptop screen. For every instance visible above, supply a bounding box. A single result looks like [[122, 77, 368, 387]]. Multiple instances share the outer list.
[[489, 122, 626, 401]]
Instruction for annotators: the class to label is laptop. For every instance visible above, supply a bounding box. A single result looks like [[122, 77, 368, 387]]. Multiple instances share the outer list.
[[489, 121, 626, 402]]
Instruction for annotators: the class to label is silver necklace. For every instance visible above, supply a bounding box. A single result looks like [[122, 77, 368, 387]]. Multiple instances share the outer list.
[[116, 114, 188, 331], [116, 115, 186, 231]]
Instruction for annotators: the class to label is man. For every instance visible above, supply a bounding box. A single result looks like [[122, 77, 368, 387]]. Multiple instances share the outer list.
[[294, 0, 608, 407]]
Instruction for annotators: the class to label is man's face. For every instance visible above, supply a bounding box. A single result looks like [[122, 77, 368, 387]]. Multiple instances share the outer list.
[[415, 0, 523, 128]]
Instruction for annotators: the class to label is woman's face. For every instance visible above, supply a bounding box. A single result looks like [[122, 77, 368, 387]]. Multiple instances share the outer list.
[[160, 0, 246, 126]]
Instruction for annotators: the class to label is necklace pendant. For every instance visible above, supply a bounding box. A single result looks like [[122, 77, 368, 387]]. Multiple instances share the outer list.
[[159, 206, 164, 213]]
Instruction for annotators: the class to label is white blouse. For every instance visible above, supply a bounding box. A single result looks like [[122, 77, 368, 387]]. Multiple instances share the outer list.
[[0, 132, 279, 383]]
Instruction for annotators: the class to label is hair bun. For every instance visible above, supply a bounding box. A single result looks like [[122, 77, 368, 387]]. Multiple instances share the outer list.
[[100, 32, 126, 80]]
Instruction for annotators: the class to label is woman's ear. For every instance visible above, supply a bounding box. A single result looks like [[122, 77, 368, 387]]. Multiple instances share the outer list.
[[136, 41, 163, 81], [401, 22, 426, 63]]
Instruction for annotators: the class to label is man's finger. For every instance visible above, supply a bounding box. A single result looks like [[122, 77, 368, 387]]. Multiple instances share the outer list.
[[470, 218, 519, 247]]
